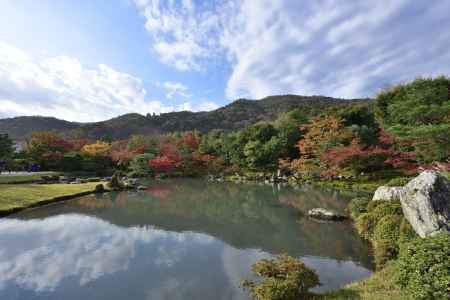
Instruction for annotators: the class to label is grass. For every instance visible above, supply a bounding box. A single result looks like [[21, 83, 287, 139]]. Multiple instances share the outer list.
[[0, 172, 59, 184], [321, 263, 410, 299], [0, 182, 105, 214]]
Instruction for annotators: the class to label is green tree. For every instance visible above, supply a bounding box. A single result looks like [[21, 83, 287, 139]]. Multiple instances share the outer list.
[[129, 153, 155, 177], [375, 76, 450, 126], [274, 109, 308, 159], [336, 104, 380, 146], [0, 133, 14, 159], [374, 77, 450, 163], [244, 137, 281, 173]]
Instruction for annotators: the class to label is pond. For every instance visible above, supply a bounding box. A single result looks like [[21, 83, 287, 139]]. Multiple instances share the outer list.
[[0, 179, 373, 300]]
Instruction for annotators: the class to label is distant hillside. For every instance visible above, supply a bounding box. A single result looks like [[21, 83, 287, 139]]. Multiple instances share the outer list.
[[0, 116, 81, 140], [0, 95, 370, 140]]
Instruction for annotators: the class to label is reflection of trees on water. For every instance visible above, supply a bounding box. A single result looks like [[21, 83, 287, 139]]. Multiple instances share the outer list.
[[18, 179, 373, 269]]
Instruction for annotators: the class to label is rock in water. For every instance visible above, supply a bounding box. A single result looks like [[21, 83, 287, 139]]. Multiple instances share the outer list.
[[308, 208, 347, 221], [372, 186, 405, 201], [400, 171, 450, 238]]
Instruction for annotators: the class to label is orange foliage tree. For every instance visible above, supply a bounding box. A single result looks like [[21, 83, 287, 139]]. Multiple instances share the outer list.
[[291, 116, 353, 176]]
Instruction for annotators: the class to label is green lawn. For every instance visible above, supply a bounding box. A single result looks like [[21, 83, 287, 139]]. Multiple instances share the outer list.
[[0, 182, 105, 214], [0, 172, 59, 184], [321, 263, 410, 299]]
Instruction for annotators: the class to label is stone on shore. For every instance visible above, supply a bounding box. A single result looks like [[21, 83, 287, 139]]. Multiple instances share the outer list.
[[372, 186, 405, 201], [400, 171, 450, 238]]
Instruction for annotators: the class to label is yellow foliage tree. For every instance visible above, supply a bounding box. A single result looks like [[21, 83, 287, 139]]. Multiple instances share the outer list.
[[81, 141, 111, 157]]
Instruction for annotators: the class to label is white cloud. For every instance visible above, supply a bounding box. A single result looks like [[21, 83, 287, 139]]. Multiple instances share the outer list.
[[197, 100, 219, 111], [133, 0, 223, 71], [134, 0, 450, 99], [0, 42, 218, 122], [160, 81, 192, 99]]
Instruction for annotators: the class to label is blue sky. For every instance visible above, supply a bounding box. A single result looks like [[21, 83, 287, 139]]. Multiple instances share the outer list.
[[0, 0, 450, 122]]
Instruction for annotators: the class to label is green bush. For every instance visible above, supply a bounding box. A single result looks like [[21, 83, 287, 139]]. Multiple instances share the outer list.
[[373, 215, 402, 242], [372, 215, 402, 267], [386, 177, 411, 187], [128, 153, 154, 177], [356, 201, 403, 239], [368, 200, 403, 216], [398, 218, 417, 244], [374, 239, 399, 268], [241, 254, 319, 300], [395, 233, 450, 300], [366, 200, 383, 212], [348, 197, 370, 218], [355, 213, 375, 239]]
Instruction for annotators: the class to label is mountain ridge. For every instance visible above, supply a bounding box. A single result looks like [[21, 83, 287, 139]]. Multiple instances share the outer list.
[[0, 94, 371, 140]]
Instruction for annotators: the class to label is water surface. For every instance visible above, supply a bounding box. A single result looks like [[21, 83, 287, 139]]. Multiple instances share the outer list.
[[0, 179, 373, 300]]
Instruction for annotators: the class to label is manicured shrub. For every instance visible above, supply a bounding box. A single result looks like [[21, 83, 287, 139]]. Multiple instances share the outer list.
[[395, 233, 450, 300], [373, 215, 402, 242], [366, 199, 383, 212], [348, 196, 370, 217], [241, 254, 319, 300], [398, 218, 417, 244], [372, 215, 402, 267], [386, 177, 411, 187], [368, 200, 402, 217], [374, 239, 398, 268], [355, 213, 374, 239], [356, 201, 403, 239]]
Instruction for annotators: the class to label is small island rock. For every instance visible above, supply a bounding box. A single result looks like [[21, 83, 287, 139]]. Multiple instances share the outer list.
[[308, 208, 347, 221]]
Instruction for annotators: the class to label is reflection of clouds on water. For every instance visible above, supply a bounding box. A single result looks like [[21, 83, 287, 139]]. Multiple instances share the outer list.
[[0, 215, 213, 293], [302, 256, 373, 292], [0, 213, 372, 299], [221, 247, 269, 299]]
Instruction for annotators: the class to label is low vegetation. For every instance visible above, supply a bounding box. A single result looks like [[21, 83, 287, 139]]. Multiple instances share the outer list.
[[241, 254, 320, 300], [0, 182, 104, 214], [396, 233, 450, 300], [323, 263, 408, 300], [0, 172, 59, 184], [340, 193, 449, 300]]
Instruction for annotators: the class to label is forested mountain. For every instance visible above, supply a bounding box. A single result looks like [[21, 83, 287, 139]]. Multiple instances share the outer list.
[[0, 95, 369, 140]]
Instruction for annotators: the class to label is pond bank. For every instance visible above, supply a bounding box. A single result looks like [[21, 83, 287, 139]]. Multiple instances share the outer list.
[[0, 182, 108, 217]]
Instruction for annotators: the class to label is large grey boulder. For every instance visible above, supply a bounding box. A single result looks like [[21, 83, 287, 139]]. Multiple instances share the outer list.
[[372, 186, 405, 201], [400, 171, 450, 238]]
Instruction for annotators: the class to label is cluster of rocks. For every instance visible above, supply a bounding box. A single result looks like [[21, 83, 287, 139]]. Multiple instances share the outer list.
[[107, 173, 147, 191], [372, 171, 450, 238], [208, 173, 291, 184]]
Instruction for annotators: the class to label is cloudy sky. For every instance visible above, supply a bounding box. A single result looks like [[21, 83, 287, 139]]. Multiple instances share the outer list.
[[0, 0, 449, 122]]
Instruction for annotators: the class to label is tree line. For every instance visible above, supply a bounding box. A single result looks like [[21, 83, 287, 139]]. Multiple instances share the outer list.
[[1, 77, 449, 177]]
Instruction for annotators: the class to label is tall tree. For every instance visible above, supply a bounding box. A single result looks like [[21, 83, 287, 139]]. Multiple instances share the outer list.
[[0, 133, 14, 159], [375, 77, 450, 163]]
